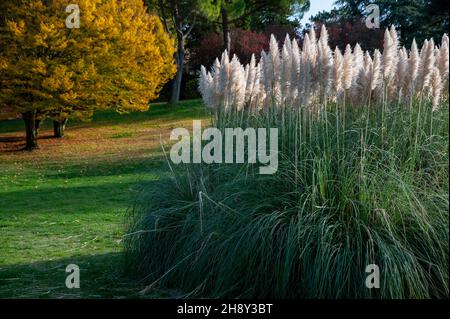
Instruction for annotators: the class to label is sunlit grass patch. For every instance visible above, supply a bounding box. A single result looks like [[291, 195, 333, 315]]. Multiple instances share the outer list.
[[0, 100, 206, 298]]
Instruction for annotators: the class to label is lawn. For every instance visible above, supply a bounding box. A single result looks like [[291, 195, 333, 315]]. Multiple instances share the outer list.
[[0, 99, 208, 298]]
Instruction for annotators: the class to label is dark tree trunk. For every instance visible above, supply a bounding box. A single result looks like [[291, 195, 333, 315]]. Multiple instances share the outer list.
[[35, 118, 42, 137], [221, 6, 231, 53], [53, 118, 68, 138], [170, 34, 184, 106], [22, 111, 38, 150]]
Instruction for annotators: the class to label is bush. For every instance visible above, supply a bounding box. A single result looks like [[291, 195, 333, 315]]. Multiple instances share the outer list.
[[191, 29, 269, 70], [181, 77, 201, 100], [124, 100, 449, 298]]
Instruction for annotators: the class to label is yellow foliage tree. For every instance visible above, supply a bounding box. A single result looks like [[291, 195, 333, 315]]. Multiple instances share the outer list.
[[0, 0, 176, 149]]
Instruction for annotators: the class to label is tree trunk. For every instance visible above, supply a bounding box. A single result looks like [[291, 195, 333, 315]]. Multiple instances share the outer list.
[[169, 29, 185, 105], [169, 46, 184, 105], [35, 118, 42, 138], [22, 111, 38, 150], [221, 6, 231, 53], [53, 118, 68, 138]]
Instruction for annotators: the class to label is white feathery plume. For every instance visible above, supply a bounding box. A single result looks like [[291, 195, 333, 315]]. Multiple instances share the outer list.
[[389, 25, 399, 51], [353, 43, 364, 76], [291, 38, 301, 104], [211, 57, 222, 102], [382, 29, 392, 79], [343, 44, 354, 91], [211, 58, 220, 76], [267, 35, 282, 106], [403, 39, 420, 100], [299, 33, 311, 99], [260, 50, 270, 93], [218, 50, 231, 110], [442, 34, 449, 47], [396, 47, 409, 100], [363, 51, 373, 80], [229, 54, 246, 110], [437, 37, 449, 96], [281, 34, 293, 103], [211, 62, 221, 107], [245, 54, 257, 104], [351, 43, 364, 102], [370, 49, 382, 92], [382, 28, 398, 83], [430, 66, 442, 111], [309, 26, 317, 43], [291, 38, 301, 81], [244, 62, 250, 92], [199, 65, 213, 108], [299, 50, 312, 106], [260, 50, 274, 108], [302, 33, 313, 66], [198, 25, 448, 113], [417, 39, 436, 91], [269, 34, 281, 79], [389, 25, 400, 94], [283, 34, 292, 53], [317, 24, 333, 100], [333, 47, 344, 99], [434, 46, 440, 58], [439, 34, 450, 98], [318, 24, 328, 43], [308, 26, 318, 64], [308, 27, 319, 95], [358, 51, 373, 103], [303, 29, 318, 81], [255, 58, 267, 110]]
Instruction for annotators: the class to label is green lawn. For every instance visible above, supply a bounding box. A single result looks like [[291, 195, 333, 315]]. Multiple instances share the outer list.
[[0, 99, 208, 298]]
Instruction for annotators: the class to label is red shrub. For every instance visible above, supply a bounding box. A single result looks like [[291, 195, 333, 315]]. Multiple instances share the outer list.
[[191, 29, 269, 70], [263, 24, 298, 45], [312, 18, 384, 52]]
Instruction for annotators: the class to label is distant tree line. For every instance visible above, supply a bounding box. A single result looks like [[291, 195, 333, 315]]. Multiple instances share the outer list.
[[157, 0, 449, 104], [309, 0, 449, 50]]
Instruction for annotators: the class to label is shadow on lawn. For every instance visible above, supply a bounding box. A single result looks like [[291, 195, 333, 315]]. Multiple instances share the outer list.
[[0, 253, 148, 298], [0, 154, 171, 213], [0, 133, 60, 153], [40, 158, 168, 181], [0, 136, 23, 143], [0, 178, 166, 216]]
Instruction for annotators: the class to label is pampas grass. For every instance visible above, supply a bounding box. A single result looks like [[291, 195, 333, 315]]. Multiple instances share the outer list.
[[124, 26, 449, 299], [431, 67, 443, 110], [124, 102, 449, 298], [198, 26, 448, 112]]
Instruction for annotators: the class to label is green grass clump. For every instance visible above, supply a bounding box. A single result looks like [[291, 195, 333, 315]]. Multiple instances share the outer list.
[[124, 101, 449, 298]]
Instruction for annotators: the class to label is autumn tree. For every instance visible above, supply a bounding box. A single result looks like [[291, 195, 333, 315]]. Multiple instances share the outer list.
[[0, 0, 176, 150]]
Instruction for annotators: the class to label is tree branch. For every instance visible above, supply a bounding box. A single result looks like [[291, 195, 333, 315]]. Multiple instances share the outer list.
[[157, 0, 171, 34]]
